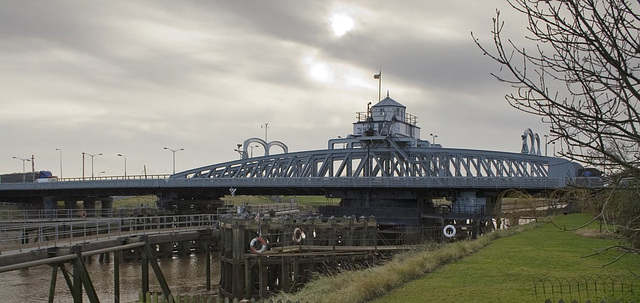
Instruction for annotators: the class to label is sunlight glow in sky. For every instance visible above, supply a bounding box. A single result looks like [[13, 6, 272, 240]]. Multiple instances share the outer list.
[[330, 13, 355, 37], [0, 2, 543, 177]]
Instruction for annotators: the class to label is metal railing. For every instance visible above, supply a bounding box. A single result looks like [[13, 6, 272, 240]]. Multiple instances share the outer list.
[[0, 213, 218, 254], [0, 208, 166, 221], [57, 174, 171, 181]]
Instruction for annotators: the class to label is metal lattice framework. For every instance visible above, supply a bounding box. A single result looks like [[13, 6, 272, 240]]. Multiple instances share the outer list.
[[172, 142, 582, 190]]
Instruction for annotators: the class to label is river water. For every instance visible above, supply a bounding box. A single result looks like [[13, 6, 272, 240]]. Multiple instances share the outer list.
[[0, 253, 220, 302]]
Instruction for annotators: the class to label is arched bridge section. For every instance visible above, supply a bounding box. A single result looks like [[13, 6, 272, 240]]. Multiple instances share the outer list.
[[170, 141, 582, 191]]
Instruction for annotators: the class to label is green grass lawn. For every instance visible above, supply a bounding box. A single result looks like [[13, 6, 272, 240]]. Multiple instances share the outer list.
[[372, 213, 638, 303]]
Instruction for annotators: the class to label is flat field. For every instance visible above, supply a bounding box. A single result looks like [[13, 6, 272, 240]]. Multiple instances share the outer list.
[[372, 213, 638, 303]]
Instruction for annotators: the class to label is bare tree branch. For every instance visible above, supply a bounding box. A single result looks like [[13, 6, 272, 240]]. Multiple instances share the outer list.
[[473, 0, 640, 254]]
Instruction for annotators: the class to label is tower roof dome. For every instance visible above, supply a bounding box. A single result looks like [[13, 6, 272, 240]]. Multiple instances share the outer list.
[[372, 96, 405, 108]]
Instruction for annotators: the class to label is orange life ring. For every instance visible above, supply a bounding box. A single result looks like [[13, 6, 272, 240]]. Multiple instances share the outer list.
[[250, 237, 267, 254], [292, 227, 304, 243]]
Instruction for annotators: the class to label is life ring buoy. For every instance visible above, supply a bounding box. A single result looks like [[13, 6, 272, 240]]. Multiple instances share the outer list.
[[292, 227, 304, 243], [443, 225, 456, 238], [250, 237, 267, 254], [80, 211, 87, 218]]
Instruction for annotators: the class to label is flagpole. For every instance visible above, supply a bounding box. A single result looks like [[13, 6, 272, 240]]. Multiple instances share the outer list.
[[378, 72, 381, 101], [374, 70, 382, 101]]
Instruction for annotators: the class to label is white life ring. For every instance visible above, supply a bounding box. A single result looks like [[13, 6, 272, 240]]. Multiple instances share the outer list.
[[292, 227, 304, 243], [80, 211, 87, 218], [443, 225, 456, 238], [250, 237, 267, 254]]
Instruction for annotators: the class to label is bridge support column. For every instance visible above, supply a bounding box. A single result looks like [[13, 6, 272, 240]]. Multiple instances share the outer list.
[[43, 196, 57, 218], [157, 243, 173, 258], [64, 200, 78, 211], [177, 241, 191, 256], [100, 197, 113, 217], [83, 199, 97, 217]]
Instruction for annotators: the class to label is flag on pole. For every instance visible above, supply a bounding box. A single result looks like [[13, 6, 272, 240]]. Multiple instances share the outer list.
[[374, 72, 381, 79]]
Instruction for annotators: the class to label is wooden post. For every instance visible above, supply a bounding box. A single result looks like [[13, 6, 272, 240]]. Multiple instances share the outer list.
[[141, 247, 149, 295], [280, 256, 288, 293], [345, 216, 354, 246], [258, 256, 266, 299], [244, 258, 251, 300], [114, 250, 121, 303], [143, 237, 172, 297], [328, 216, 336, 250], [360, 216, 367, 246], [231, 217, 245, 299], [73, 245, 100, 303], [48, 264, 58, 303], [72, 249, 82, 303], [53, 264, 73, 298], [205, 242, 211, 291]]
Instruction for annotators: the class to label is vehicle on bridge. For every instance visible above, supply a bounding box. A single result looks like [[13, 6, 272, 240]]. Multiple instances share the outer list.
[[0, 171, 56, 183]]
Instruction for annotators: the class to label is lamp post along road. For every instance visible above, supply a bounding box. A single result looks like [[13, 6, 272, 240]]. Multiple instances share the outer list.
[[164, 147, 184, 174], [429, 133, 438, 146], [118, 153, 127, 177], [83, 152, 103, 180], [55, 148, 62, 179], [12, 156, 31, 182]]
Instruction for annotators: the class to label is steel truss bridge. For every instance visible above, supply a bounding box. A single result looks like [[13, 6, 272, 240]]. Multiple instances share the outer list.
[[170, 138, 585, 192], [0, 139, 591, 202]]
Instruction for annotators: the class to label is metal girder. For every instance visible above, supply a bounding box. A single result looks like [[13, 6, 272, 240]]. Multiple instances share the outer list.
[[172, 146, 579, 190]]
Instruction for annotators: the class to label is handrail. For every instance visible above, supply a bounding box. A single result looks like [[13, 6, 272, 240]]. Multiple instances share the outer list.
[[0, 214, 218, 254]]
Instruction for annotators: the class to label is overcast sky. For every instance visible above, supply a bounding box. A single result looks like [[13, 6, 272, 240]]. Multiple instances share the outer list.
[[0, 1, 547, 178]]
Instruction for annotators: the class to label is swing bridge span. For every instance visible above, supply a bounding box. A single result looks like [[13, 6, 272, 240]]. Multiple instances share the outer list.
[[0, 95, 597, 207], [0, 141, 594, 201]]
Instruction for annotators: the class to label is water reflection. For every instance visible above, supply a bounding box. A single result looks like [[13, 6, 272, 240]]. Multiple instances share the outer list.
[[0, 253, 219, 302]]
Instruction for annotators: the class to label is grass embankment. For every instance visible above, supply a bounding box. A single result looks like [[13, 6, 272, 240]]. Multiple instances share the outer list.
[[274, 214, 639, 303]]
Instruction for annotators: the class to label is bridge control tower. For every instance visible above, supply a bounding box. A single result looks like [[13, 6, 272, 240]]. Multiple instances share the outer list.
[[321, 95, 455, 227], [328, 94, 436, 149]]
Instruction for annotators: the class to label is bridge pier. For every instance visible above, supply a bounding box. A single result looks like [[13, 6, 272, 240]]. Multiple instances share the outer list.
[[177, 241, 191, 256], [43, 196, 57, 218], [64, 200, 78, 211], [100, 197, 113, 216], [84, 199, 97, 217], [157, 243, 173, 259]]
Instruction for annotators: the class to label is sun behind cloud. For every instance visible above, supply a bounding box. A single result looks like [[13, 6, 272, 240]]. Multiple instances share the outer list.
[[330, 13, 354, 37]]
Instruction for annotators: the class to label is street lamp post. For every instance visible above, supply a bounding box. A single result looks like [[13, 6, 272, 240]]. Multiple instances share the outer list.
[[55, 148, 63, 179], [429, 133, 438, 145], [12, 156, 31, 182], [83, 152, 103, 179], [234, 144, 246, 159], [543, 135, 548, 157], [164, 147, 184, 174], [250, 145, 260, 157], [118, 153, 127, 177]]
